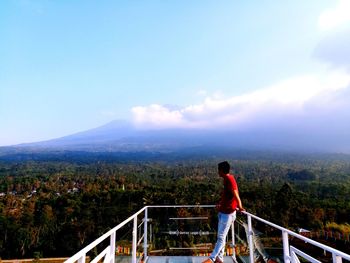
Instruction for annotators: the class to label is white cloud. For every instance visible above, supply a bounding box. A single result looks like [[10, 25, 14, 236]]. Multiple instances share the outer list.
[[131, 71, 350, 130], [132, 104, 186, 129], [318, 0, 350, 31]]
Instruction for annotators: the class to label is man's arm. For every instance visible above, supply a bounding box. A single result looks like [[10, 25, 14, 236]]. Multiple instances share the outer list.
[[234, 189, 245, 211]]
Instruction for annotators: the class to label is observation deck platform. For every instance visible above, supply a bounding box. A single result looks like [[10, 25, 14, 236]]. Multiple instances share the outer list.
[[64, 205, 350, 263]]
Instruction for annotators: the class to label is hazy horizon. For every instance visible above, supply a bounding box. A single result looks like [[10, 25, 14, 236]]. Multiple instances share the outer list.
[[1, 1, 350, 147]]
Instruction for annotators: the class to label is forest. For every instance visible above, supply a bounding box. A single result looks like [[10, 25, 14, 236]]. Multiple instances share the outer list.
[[0, 150, 350, 259]]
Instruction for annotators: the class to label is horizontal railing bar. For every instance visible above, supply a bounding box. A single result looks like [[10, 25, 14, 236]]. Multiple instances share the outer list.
[[65, 207, 146, 263], [290, 246, 321, 263], [242, 211, 350, 261], [169, 217, 209, 220], [90, 246, 110, 263], [147, 205, 216, 208]]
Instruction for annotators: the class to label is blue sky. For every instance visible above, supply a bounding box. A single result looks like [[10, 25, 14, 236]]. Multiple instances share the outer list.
[[1, 0, 350, 146]]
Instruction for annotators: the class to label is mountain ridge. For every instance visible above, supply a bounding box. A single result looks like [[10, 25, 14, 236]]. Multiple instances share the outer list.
[[1, 119, 350, 154]]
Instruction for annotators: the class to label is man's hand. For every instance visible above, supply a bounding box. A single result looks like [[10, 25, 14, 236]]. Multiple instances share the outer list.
[[237, 207, 245, 213]]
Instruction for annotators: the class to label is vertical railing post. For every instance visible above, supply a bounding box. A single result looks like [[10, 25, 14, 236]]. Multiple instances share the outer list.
[[282, 230, 291, 263], [231, 221, 236, 259], [150, 222, 153, 245], [132, 216, 137, 263], [110, 231, 116, 263], [247, 215, 254, 263], [332, 253, 342, 263], [143, 207, 148, 261]]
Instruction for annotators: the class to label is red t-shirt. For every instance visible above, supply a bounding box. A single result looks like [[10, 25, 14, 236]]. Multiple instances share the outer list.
[[218, 174, 238, 214]]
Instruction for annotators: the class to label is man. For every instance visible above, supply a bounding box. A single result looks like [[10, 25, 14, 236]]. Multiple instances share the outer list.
[[203, 161, 245, 263]]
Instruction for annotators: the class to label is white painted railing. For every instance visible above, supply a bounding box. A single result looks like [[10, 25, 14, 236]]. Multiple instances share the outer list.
[[64, 205, 350, 263], [243, 211, 350, 263], [64, 206, 147, 263]]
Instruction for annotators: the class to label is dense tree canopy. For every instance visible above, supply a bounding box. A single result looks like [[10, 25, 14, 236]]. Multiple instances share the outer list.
[[0, 151, 349, 259]]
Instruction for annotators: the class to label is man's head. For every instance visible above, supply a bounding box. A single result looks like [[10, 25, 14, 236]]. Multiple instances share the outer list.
[[218, 161, 230, 176]]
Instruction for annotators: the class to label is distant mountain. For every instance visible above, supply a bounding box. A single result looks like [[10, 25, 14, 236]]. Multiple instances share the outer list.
[[1, 119, 350, 155], [22, 120, 137, 147]]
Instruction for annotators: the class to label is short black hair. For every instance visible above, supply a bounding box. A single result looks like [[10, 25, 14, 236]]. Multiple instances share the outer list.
[[218, 161, 230, 174]]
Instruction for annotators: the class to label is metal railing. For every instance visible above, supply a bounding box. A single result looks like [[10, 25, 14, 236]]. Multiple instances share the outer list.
[[243, 211, 350, 263], [64, 206, 147, 263], [64, 205, 350, 263]]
